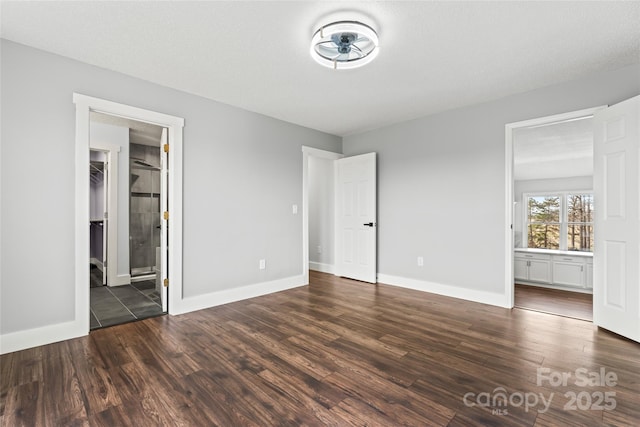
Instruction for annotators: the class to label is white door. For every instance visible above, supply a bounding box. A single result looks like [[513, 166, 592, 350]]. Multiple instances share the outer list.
[[335, 153, 377, 283], [593, 95, 639, 342], [160, 128, 169, 312]]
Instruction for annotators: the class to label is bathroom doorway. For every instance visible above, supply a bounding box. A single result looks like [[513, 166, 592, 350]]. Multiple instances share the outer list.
[[88, 112, 168, 329]]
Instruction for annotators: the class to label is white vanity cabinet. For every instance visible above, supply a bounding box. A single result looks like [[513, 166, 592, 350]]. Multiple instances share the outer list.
[[585, 259, 594, 289], [552, 255, 587, 288], [514, 252, 552, 284], [514, 249, 593, 291]]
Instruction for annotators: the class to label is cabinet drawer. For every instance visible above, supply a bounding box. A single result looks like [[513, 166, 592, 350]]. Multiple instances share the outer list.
[[555, 255, 587, 263], [515, 253, 551, 260]]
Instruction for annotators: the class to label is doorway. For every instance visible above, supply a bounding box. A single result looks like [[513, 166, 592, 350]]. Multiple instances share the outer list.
[[302, 147, 378, 284], [302, 147, 343, 283], [88, 112, 167, 329], [90, 150, 107, 287], [505, 106, 605, 319], [74, 94, 184, 334]]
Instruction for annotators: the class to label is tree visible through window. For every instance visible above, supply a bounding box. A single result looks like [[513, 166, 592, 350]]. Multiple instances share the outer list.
[[527, 196, 560, 250], [526, 193, 594, 252], [567, 194, 594, 252]]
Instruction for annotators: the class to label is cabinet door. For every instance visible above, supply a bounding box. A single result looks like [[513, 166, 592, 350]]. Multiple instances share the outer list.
[[553, 260, 584, 287], [528, 259, 551, 283], [585, 262, 594, 289], [514, 258, 529, 281]]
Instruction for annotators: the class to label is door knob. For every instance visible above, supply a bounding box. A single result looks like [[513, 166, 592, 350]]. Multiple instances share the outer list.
[[363, 222, 375, 227]]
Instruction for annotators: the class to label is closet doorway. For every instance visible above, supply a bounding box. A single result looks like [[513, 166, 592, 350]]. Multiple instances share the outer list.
[[89, 150, 108, 287]]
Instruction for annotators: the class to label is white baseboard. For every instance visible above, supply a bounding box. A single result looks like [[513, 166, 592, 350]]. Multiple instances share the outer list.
[[108, 273, 131, 287], [131, 273, 156, 283], [377, 273, 510, 308], [309, 261, 335, 274], [0, 320, 86, 355], [172, 275, 305, 315], [1, 275, 304, 354]]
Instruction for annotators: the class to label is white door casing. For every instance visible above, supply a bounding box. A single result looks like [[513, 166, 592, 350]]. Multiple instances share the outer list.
[[593, 95, 640, 342], [160, 128, 169, 312], [102, 159, 108, 285], [75, 93, 184, 327], [335, 153, 377, 283]]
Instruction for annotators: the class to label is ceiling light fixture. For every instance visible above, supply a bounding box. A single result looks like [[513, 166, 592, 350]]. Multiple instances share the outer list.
[[310, 21, 379, 70]]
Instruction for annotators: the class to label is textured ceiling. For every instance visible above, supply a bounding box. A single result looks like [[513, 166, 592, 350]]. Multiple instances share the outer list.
[[2, 1, 639, 136], [513, 117, 594, 181]]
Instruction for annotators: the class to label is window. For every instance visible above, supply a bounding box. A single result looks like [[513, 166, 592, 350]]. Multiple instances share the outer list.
[[525, 193, 593, 252], [526, 195, 560, 250], [566, 194, 594, 252]]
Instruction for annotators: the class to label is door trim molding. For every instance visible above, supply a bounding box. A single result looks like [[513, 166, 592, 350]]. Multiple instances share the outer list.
[[302, 146, 343, 284], [74, 94, 184, 329], [504, 106, 606, 310]]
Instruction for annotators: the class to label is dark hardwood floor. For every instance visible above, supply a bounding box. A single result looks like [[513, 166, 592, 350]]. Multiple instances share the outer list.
[[2, 271, 638, 426], [515, 284, 593, 321]]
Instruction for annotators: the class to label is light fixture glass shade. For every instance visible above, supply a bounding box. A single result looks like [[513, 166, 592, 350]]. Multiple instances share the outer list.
[[310, 21, 379, 70]]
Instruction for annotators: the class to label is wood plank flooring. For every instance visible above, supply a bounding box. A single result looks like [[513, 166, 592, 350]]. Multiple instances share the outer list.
[[515, 284, 593, 321], [2, 271, 639, 426]]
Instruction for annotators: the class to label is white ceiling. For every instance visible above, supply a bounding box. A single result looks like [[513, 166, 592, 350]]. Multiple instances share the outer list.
[[2, 1, 639, 136], [513, 117, 594, 181]]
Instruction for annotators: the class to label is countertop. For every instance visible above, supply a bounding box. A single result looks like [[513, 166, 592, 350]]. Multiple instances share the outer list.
[[514, 248, 593, 257]]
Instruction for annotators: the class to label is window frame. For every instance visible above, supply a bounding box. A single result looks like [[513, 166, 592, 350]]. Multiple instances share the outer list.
[[523, 190, 594, 252]]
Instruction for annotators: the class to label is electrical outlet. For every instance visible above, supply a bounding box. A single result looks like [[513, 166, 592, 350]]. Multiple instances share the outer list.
[[292, 204, 298, 215], [317, 245, 322, 254], [417, 256, 424, 267], [259, 259, 266, 270]]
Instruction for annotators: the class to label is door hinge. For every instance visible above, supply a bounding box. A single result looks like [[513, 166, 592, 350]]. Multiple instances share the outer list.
[[163, 211, 169, 220], [163, 278, 169, 287], [163, 143, 169, 153]]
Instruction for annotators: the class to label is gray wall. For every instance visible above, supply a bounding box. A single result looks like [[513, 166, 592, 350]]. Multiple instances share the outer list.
[[343, 64, 639, 294], [0, 40, 341, 334]]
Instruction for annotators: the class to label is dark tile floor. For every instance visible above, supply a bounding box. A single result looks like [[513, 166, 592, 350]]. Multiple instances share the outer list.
[[90, 279, 164, 330], [90, 265, 103, 288]]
